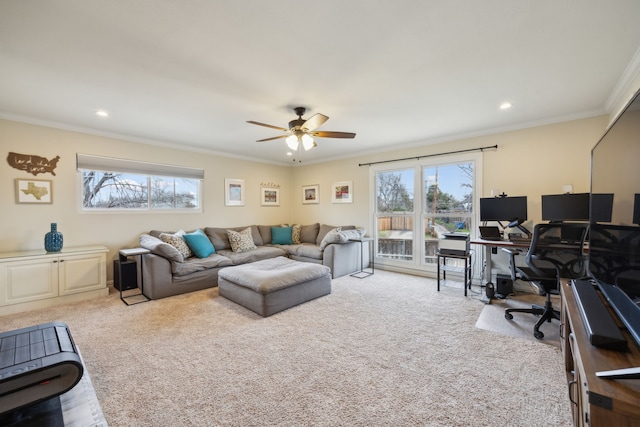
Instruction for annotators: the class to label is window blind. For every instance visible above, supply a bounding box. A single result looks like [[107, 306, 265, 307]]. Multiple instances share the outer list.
[[76, 153, 204, 179]]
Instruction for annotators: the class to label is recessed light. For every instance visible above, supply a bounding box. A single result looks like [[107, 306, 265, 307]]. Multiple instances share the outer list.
[[499, 102, 512, 110], [96, 110, 109, 117], [287, 152, 293, 156]]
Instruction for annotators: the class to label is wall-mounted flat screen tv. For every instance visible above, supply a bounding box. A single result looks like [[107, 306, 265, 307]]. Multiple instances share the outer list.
[[589, 88, 640, 350]]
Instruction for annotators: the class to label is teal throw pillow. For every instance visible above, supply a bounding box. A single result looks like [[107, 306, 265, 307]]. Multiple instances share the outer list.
[[271, 226, 293, 245], [183, 229, 215, 258]]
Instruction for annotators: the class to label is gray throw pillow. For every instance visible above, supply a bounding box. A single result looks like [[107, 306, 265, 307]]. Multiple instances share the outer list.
[[139, 234, 183, 263], [316, 224, 339, 245], [337, 228, 366, 242], [319, 227, 342, 250], [300, 223, 320, 244]]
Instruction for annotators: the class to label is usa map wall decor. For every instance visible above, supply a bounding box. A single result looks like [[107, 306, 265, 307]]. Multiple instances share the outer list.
[[7, 152, 61, 176]]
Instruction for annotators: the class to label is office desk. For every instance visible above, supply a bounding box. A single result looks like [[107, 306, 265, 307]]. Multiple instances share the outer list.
[[470, 239, 530, 286]]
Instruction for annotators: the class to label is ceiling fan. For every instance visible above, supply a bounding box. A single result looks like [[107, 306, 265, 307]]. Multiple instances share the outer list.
[[247, 107, 356, 151]]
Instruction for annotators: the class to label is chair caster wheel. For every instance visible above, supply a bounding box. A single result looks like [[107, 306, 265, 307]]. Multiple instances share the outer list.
[[534, 330, 544, 339], [505, 313, 513, 320]]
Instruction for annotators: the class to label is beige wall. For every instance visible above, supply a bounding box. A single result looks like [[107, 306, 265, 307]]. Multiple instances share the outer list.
[[0, 119, 293, 277], [0, 114, 610, 281], [292, 115, 609, 231]]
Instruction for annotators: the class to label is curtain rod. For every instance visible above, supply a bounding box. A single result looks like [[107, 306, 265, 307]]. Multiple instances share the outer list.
[[358, 144, 498, 167]]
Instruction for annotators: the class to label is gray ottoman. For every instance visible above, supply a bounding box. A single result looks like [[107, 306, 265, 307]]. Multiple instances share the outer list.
[[218, 257, 331, 317]]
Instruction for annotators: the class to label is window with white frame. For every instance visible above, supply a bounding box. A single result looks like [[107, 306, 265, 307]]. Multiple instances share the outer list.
[[77, 154, 203, 212]]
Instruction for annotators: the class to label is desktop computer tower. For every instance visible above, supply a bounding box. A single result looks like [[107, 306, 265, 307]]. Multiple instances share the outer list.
[[496, 274, 513, 297], [113, 259, 137, 291]]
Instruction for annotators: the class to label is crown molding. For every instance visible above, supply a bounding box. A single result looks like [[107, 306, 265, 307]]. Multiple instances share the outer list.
[[605, 46, 640, 117]]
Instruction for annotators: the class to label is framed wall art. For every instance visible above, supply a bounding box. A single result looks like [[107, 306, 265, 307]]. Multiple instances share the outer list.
[[225, 179, 245, 206], [15, 178, 53, 204], [260, 187, 280, 206], [332, 181, 353, 204], [302, 185, 319, 204]]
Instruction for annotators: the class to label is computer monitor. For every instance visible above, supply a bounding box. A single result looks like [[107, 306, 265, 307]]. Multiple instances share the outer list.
[[541, 193, 590, 222], [591, 193, 614, 223], [479, 196, 527, 222]]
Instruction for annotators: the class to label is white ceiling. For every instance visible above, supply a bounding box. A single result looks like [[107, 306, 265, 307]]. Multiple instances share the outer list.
[[2, 1, 640, 166]]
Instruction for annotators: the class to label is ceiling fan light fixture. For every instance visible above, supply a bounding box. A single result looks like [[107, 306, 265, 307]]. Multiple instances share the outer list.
[[286, 135, 299, 150], [248, 106, 356, 158], [302, 134, 315, 150]]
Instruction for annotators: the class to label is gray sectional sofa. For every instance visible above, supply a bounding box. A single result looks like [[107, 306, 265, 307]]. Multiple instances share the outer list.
[[138, 223, 369, 300]]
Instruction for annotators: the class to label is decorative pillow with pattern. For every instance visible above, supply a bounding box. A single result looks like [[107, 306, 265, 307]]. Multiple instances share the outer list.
[[227, 227, 257, 253], [159, 230, 193, 259], [292, 224, 302, 244]]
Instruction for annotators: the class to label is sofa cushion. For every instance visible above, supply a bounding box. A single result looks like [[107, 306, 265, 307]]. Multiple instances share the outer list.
[[337, 228, 366, 242], [217, 246, 286, 265], [287, 243, 323, 260], [173, 253, 233, 277], [159, 230, 192, 259], [139, 234, 184, 274], [271, 226, 293, 245], [140, 234, 182, 262], [301, 223, 320, 244], [258, 224, 279, 245], [150, 229, 175, 239], [227, 227, 258, 253], [183, 229, 215, 258], [319, 227, 342, 250], [292, 224, 302, 244], [316, 224, 339, 245], [206, 225, 262, 250]]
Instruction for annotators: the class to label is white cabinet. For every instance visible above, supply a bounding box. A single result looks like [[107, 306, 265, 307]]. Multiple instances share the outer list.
[[0, 246, 108, 315]]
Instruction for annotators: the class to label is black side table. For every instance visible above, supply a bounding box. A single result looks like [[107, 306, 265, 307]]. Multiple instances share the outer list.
[[436, 250, 472, 296], [349, 237, 374, 278], [118, 248, 151, 305]]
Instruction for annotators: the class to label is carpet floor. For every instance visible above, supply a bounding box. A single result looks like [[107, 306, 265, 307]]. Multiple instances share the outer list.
[[1, 270, 572, 426]]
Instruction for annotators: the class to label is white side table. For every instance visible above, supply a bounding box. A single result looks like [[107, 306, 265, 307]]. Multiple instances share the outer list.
[[118, 248, 151, 305]]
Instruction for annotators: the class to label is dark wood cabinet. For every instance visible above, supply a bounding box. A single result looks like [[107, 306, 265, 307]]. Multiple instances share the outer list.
[[560, 281, 640, 426]]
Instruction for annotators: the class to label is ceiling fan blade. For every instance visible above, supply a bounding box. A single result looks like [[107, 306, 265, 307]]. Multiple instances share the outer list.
[[311, 131, 356, 139], [247, 120, 288, 132], [256, 135, 289, 142], [301, 113, 329, 132]]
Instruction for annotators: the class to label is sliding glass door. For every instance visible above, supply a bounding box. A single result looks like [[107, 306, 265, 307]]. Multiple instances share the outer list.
[[372, 153, 480, 275]]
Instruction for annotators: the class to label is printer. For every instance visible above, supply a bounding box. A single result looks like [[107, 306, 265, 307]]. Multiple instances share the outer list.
[[439, 232, 470, 256]]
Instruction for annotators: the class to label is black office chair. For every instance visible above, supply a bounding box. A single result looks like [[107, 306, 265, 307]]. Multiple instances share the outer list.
[[504, 222, 588, 339]]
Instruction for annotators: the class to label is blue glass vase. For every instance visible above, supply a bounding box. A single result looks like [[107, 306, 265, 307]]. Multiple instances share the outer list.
[[44, 223, 63, 252]]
